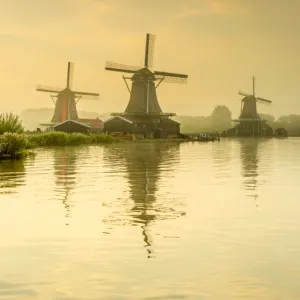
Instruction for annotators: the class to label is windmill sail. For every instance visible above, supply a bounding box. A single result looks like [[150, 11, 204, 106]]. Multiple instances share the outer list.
[[144, 33, 156, 68], [105, 33, 188, 115], [67, 62, 74, 89]]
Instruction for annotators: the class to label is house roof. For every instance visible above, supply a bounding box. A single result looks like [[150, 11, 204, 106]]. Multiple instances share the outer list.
[[104, 114, 180, 125], [79, 118, 103, 128], [104, 115, 134, 124], [53, 119, 91, 128]]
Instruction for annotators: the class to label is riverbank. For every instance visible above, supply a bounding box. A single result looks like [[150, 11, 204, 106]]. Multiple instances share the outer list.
[[27, 132, 119, 147], [0, 132, 119, 160], [0, 133, 33, 160], [1, 132, 195, 160]]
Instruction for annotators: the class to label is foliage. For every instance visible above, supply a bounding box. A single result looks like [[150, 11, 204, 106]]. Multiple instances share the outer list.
[[27, 132, 119, 147], [90, 133, 119, 143], [174, 105, 232, 133], [210, 105, 232, 132], [259, 114, 276, 128], [0, 133, 29, 159], [174, 116, 212, 133], [0, 113, 24, 135]]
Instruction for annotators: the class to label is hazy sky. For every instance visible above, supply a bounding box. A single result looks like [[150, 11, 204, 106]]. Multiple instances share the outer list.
[[1, 0, 300, 118]]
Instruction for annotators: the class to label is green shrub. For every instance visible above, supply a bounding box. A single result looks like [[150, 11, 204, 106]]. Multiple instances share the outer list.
[[0, 133, 28, 158], [0, 113, 24, 135], [28, 132, 68, 146], [26, 132, 118, 147], [90, 133, 119, 143], [67, 133, 91, 145]]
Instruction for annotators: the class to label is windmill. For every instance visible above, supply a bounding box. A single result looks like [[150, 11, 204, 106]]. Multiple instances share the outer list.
[[36, 62, 99, 124], [238, 76, 272, 120], [228, 77, 273, 137], [105, 33, 188, 116]]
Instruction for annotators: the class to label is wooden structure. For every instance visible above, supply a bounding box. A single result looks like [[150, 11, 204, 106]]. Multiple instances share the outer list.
[[36, 61, 99, 132], [79, 118, 103, 133], [226, 77, 273, 137], [104, 114, 180, 138], [275, 127, 288, 137], [53, 120, 90, 133], [103, 33, 188, 138]]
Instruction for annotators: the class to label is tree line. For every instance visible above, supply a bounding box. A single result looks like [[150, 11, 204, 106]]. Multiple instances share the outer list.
[[174, 105, 300, 135]]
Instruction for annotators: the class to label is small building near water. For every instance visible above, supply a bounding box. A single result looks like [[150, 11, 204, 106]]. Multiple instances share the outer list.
[[103, 114, 180, 138], [274, 127, 288, 137], [79, 118, 103, 133], [54, 120, 91, 133]]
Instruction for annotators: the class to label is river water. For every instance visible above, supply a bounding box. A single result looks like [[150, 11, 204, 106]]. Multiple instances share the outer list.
[[0, 138, 300, 300]]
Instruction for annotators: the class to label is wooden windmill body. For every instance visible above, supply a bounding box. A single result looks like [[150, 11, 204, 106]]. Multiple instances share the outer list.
[[230, 77, 273, 137], [103, 33, 188, 138], [36, 62, 100, 132]]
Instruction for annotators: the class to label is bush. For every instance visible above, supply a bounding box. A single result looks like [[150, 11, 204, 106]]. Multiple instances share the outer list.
[[0, 113, 24, 135], [27, 132, 118, 147], [67, 133, 91, 145], [0, 133, 29, 158], [28, 132, 69, 146], [90, 133, 119, 143]]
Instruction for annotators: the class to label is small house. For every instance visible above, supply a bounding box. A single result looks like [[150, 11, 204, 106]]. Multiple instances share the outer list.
[[53, 120, 91, 133], [103, 114, 180, 138]]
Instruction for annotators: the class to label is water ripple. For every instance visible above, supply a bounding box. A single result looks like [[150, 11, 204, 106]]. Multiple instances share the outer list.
[[1, 140, 300, 299]]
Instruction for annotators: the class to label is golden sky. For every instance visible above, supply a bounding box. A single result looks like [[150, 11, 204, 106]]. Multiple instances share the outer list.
[[1, 0, 300, 117]]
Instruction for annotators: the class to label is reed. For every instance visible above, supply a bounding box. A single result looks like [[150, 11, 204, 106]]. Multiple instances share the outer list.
[[0, 132, 31, 159], [27, 132, 119, 147], [0, 113, 24, 135]]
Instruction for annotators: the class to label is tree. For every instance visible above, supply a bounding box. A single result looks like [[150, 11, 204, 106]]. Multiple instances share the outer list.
[[0, 113, 24, 135], [210, 105, 232, 132], [276, 114, 300, 135], [259, 114, 276, 128]]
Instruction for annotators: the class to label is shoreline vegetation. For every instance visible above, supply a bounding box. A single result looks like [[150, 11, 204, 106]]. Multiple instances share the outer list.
[[0, 132, 119, 160], [0, 132, 192, 160]]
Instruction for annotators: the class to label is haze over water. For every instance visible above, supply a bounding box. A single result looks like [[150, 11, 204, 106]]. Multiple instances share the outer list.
[[0, 139, 300, 299]]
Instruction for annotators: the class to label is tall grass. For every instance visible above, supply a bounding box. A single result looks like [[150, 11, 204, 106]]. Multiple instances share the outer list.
[[0, 113, 24, 135], [27, 132, 119, 147], [0, 133, 30, 159], [0, 132, 119, 160]]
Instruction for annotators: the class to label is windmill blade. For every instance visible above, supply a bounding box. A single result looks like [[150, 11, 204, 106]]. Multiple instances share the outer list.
[[238, 90, 252, 97], [67, 62, 75, 89], [105, 61, 141, 74], [154, 70, 188, 79], [256, 97, 272, 104], [36, 84, 63, 93], [155, 76, 187, 84], [74, 91, 99, 100], [144, 33, 156, 68]]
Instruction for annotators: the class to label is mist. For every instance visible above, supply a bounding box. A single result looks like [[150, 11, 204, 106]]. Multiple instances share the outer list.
[[1, 0, 300, 118]]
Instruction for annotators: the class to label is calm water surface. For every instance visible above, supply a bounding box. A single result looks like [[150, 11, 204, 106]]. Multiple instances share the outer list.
[[0, 138, 300, 299]]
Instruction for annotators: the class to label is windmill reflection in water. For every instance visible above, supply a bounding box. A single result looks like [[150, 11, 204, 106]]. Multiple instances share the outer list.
[[102, 143, 186, 258]]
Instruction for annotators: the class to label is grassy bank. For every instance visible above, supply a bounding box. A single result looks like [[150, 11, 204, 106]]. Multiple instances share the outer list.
[[0, 132, 120, 160], [0, 132, 32, 160], [0, 132, 193, 160], [27, 132, 119, 147]]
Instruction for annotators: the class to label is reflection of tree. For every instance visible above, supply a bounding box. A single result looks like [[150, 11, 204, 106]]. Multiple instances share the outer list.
[[53, 147, 77, 225], [239, 138, 260, 199], [0, 159, 26, 194], [212, 141, 232, 180], [103, 142, 185, 258]]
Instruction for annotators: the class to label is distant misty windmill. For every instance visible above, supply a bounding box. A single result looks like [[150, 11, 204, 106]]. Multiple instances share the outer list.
[[238, 76, 272, 119], [36, 62, 99, 124], [229, 76, 273, 137], [105, 33, 188, 115]]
